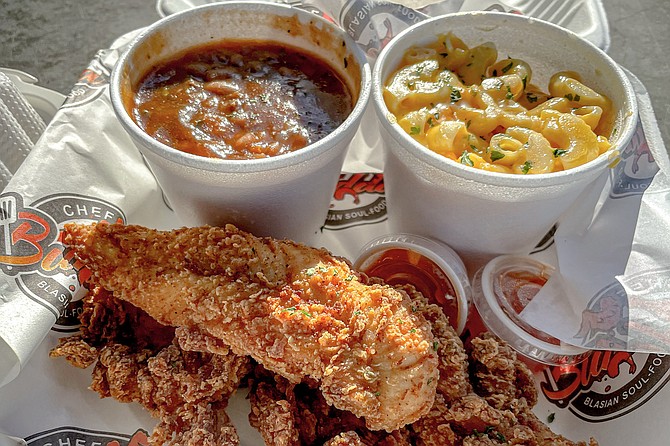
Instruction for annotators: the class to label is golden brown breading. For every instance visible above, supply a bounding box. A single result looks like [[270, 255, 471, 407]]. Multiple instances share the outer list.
[[322, 432, 365, 446], [248, 364, 415, 446], [50, 279, 251, 446], [392, 283, 471, 402], [49, 335, 98, 368], [77, 286, 175, 351], [468, 332, 538, 411], [62, 222, 439, 432], [248, 379, 301, 446], [150, 403, 240, 446]]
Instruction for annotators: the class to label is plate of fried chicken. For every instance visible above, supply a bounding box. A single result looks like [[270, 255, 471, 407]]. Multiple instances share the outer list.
[[50, 222, 598, 445]]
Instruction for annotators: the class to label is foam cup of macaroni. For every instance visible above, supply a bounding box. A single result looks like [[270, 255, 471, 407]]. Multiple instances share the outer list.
[[110, 1, 370, 243], [372, 12, 637, 260]]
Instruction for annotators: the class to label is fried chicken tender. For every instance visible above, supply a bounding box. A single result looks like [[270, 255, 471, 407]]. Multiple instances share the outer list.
[[392, 283, 471, 403], [50, 286, 251, 446], [246, 282, 598, 446], [62, 222, 439, 432], [410, 329, 598, 446], [248, 364, 413, 446], [468, 332, 537, 411]]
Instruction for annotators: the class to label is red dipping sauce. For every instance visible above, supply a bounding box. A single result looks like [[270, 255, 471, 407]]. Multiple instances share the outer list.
[[354, 235, 471, 334], [471, 255, 591, 369], [495, 270, 562, 346]]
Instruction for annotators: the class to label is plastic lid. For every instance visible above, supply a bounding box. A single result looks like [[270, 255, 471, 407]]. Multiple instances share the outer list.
[[353, 233, 471, 334], [472, 255, 591, 366]]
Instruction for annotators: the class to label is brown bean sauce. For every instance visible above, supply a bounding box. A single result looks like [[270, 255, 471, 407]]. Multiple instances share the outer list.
[[132, 41, 354, 160]]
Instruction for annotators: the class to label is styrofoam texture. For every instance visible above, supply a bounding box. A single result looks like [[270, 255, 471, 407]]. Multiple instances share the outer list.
[[110, 1, 371, 243], [372, 11, 637, 258], [353, 233, 472, 334]]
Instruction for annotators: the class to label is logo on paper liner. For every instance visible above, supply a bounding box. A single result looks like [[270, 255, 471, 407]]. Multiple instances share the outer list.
[[324, 173, 386, 230], [25, 426, 148, 446], [63, 49, 113, 108], [610, 119, 658, 198], [0, 191, 125, 331], [539, 272, 670, 422], [340, 0, 521, 59]]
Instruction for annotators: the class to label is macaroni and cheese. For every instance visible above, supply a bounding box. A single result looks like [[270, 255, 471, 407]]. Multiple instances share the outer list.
[[383, 33, 614, 174]]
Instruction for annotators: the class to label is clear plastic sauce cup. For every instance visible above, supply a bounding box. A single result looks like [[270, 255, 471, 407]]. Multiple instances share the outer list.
[[354, 233, 471, 335]]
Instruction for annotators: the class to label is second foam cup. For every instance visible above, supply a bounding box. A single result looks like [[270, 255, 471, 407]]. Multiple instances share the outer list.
[[371, 12, 637, 261]]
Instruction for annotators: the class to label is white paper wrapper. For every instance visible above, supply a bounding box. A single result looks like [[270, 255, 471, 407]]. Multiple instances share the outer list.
[[521, 69, 670, 353], [1, 1, 669, 445]]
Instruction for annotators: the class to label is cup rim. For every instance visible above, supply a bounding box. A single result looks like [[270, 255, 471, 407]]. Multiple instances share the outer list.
[[110, 1, 371, 173], [372, 10, 638, 188]]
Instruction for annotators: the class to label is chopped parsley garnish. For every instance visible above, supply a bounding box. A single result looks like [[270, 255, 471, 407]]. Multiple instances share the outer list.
[[432, 341, 439, 351], [450, 88, 462, 103], [553, 148, 567, 157], [491, 150, 505, 161], [521, 160, 532, 174], [501, 60, 514, 73], [410, 126, 421, 135], [505, 85, 513, 99], [522, 75, 528, 89], [526, 92, 538, 103], [564, 93, 580, 101], [547, 412, 556, 423], [283, 306, 312, 318], [459, 151, 474, 166]]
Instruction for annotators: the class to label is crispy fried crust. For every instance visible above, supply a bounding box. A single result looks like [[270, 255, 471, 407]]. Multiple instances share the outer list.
[[50, 284, 250, 446], [247, 283, 598, 446], [62, 222, 439, 432], [54, 223, 599, 446]]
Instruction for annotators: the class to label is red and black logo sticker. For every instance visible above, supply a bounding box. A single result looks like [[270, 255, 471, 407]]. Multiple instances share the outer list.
[[324, 173, 386, 230], [540, 351, 670, 422], [0, 192, 125, 331]]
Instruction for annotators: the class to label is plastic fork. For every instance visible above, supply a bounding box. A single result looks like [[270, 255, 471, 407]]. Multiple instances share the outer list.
[[0, 195, 16, 255], [509, 0, 583, 27]]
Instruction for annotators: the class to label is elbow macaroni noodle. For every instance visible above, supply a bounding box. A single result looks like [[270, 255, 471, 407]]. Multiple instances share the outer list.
[[383, 33, 614, 174]]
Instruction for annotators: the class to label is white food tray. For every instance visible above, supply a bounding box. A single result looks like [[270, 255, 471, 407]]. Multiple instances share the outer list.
[[155, 0, 610, 51]]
